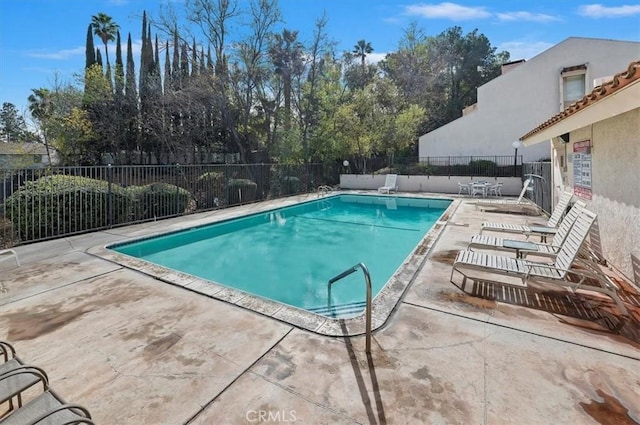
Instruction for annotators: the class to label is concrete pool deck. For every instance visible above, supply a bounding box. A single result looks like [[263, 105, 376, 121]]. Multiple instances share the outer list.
[[1, 192, 639, 424]]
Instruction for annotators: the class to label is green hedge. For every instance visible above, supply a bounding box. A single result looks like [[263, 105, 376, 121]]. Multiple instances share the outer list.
[[280, 176, 300, 195], [196, 171, 224, 208], [4, 176, 193, 241], [227, 178, 257, 205], [4, 175, 131, 240], [468, 160, 497, 177], [128, 183, 191, 221]]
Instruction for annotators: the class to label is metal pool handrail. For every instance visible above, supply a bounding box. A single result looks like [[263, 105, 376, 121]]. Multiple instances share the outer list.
[[328, 262, 372, 354]]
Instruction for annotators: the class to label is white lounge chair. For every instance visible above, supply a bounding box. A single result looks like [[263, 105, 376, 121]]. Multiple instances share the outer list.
[[377, 174, 398, 194], [469, 201, 586, 258], [475, 178, 533, 211], [451, 208, 628, 317], [479, 191, 574, 241]]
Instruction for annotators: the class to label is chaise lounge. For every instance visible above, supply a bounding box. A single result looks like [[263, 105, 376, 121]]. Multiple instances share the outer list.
[[479, 191, 574, 241], [451, 208, 628, 317], [377, 174, 398, 194], [469, 201, 586, 259]]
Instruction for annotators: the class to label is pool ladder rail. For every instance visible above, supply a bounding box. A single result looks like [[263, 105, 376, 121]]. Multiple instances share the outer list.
[[328, 263, 372, 354], [317, 185, 334, 197]]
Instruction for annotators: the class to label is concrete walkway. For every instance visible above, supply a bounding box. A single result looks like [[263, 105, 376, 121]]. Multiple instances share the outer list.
[[1, 193, 638, 424]]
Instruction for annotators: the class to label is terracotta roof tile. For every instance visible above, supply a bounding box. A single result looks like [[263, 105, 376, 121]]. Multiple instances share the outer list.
[[522, 60, 640, 140]]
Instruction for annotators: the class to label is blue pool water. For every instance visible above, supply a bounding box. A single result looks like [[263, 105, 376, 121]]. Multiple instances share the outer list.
[[111, 195, 450, 317]]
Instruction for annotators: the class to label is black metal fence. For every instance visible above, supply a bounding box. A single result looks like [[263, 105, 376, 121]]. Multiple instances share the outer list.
[[0, 163, 340, 247], [523, 162, 552, 214], [352, 155, 523, 177], [0, 157, 541, 248]]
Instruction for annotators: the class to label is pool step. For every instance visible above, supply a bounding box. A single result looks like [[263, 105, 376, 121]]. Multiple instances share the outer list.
[[309, 301, 367, 318]]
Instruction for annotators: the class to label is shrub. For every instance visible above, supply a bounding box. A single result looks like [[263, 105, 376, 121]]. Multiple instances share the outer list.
[[4, 175, 131, 241], [280, 176, 300, 195], [468, 160, 497, 177], [227, 178, 257, 205], [128, 183, 191, 221], [196, 171, 224, 208]]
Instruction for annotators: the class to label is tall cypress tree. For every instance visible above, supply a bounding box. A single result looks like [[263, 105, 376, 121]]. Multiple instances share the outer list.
[[114, 30, 124, 98], [139, 11, 148, 98], [85, 24, 96, 69], [125, 33, 137, 103], [154, 34, 161, 89], [191, 39, 198, 77], [96, 48, 103, 69], [164, 41, 172, 93], [180, 43, 189, 81], [124, 32, 139, 163], [199, 47, 206, 74], [172, 27, 181, 89]]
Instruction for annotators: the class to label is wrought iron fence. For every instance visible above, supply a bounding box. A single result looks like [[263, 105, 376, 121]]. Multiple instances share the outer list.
[[0, 163, 340, 247], [352, 155, 523, 177], [523, 162, 552, 214]]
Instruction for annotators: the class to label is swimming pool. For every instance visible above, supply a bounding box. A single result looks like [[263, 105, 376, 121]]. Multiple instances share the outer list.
[[100, 193, 455, 335]]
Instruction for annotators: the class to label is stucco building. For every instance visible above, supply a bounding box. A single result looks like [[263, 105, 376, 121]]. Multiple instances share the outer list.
[[521, 60, 640, 282], [418, 37, 640, 163]]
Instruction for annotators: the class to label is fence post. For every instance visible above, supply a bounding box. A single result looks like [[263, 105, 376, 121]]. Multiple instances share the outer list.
[[107, 164, 113, 227], [175, 164, 180, 215], [224, 164, 229, 206]]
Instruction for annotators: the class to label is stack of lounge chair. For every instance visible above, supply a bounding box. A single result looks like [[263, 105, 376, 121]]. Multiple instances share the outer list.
[[451, 196, 629, 318], [0, 341, 93, 424]]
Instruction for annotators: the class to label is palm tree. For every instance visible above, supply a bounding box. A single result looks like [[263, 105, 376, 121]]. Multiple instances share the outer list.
[[269, 29, 304, 120], [91, 13, 119, 69], [352, 39, 373, 67], [28, 88, 53, 164]]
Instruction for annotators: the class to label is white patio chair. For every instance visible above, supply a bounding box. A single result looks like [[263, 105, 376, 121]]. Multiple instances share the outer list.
[[457, 182, 471, 196], [488, 182, 503, 196], [377, 174, 398, 194]]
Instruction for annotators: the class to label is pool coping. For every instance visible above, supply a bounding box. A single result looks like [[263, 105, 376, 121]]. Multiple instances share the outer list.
[[88, 192, 459, 337]]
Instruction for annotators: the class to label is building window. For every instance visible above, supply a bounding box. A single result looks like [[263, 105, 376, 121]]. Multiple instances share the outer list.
[[561, 64, 587, 110], [563, 74, 585, 107]]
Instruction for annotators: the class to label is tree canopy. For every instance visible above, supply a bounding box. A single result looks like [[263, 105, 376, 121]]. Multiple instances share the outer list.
[[17, 4, 509, 169]]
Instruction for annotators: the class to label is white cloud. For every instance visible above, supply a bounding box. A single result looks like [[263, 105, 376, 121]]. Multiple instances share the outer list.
[[23, 39, 142, 62], [366, 52, 388, 64], [498, 41, 554, 60], [404, 2, 491, 20], [578, 3, 640, 17], [496, 11, 561, 23], [25, 46, 85, 60]]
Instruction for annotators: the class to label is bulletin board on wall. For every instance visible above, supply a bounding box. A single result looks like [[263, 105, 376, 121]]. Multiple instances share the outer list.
[[573, 139, 592, 199]]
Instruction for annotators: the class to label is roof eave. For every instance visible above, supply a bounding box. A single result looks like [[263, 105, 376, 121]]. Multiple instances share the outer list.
[[522, 79, 640, 145]]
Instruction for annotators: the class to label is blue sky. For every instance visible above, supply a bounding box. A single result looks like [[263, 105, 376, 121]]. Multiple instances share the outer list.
[[1, 1, 639, 115]]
